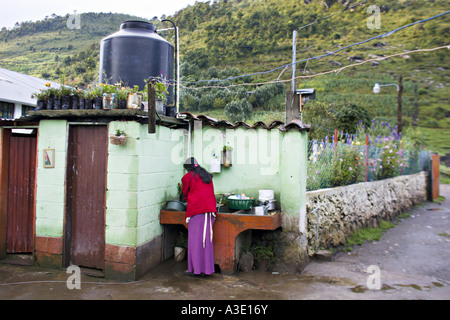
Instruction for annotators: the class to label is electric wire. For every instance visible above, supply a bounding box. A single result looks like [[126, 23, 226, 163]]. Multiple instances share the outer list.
[[173, 10, 450, 86], [178, 44, 449, 90]]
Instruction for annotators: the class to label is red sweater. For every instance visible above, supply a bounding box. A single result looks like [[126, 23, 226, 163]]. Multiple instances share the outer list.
[[181, 171, 217, 218]]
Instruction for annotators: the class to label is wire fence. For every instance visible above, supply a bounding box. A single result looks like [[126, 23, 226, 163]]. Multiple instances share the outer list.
[[307, 139, 430, 191]]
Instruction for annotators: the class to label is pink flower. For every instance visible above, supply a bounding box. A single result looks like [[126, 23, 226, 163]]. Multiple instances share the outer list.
[[349, 167, 352, 171]]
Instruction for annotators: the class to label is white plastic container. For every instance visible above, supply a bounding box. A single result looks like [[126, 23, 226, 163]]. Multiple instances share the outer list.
[[258, 189, 274, 201], [210, 158, 221, 173]]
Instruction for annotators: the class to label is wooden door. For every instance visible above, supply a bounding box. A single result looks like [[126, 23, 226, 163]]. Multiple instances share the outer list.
[[6, 131, 37, 253], [66, 125, 107, 270]]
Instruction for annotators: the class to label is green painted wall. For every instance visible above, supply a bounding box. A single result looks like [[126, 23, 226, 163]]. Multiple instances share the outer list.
[[191, 121, 308, 222], [35, 120, 68, 238], [32, 118, 307, 250], [106, 121, 185, 247]]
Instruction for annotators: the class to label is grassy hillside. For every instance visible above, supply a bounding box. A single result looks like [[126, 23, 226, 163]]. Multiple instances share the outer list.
[[0, 0, 448, 159]]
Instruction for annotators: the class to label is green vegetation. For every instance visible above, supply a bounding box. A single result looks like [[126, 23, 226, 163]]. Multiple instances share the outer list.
[[433, 195, 446, 204], [344, 220, 395, 252]]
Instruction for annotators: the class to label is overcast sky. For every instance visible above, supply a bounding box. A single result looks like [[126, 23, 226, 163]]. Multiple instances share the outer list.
[[0, 0, 203, 29]]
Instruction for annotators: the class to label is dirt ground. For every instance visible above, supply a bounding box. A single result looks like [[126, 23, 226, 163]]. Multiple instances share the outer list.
[[0, 185, 449, 302]]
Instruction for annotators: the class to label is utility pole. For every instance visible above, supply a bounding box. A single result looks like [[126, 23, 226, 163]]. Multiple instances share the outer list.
[[286, 30, 299, 123], [291, 30, 297, 92]]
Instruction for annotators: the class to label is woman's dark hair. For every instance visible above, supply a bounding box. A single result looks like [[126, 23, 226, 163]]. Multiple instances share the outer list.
[[183, 157, 213, 184]]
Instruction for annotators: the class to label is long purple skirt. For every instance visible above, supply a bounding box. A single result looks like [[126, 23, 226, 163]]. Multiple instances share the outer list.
[[187, 213, 215, 275]]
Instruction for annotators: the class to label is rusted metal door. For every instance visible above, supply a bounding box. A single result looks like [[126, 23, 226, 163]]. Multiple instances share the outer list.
[[66, 125, 107, 270], [6, 131, 37, 253]]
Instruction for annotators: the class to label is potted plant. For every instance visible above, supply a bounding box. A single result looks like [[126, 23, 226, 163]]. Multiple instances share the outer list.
[[102, 83, 117, 109], [174, 231, 187, 262], [91, 84, 103, 109], [53, 87, 62, 110], [85, 85, 96, 109], [72, 87, 83, 109], [60, 85, 72, 110], [31, 88, 49, 110], [116, 85, 129, 109], [110, 129, 127, 146], [127, 85, 142, 109], [222, 145, 233, 167], [154, 81, 168, 115]]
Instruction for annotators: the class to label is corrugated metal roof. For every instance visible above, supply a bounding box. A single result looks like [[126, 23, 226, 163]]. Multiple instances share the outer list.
[[180, 112, 310, 132], [3, 109, 310, 132], [0, 67, 61, 106]]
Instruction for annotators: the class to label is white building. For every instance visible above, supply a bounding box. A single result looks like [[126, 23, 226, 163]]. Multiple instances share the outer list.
[[0, 67, 61, 119]]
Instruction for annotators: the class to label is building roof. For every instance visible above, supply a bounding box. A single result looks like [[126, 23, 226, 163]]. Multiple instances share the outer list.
[[180, 112, 310, 132], [0, 67, 61, 106], [6, 110, 310, 132]]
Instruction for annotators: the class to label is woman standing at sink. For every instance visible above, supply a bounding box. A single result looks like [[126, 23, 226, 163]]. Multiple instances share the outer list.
[[181, 157, 217, 276]]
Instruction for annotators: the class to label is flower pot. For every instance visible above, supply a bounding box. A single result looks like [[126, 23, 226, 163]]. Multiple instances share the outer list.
[[109, 135, 127, 146], [118, 100, 127, 110], [46, 97, 54, 110], [93, 97, 103, 109], [155, 98, 164, 115], [36, 100, 46, 111], [127, 93, 142, 109], [62, 95, 71, 109], [222, 150, 232, 167], [53, 98, 61, 110], [103, 93, 117, 109], [174, 247, 186, 262], [72, 96, 79, 109], [85, 99, 93, 109], [165, 105, 176, 118], [79, 98, 85, 110]]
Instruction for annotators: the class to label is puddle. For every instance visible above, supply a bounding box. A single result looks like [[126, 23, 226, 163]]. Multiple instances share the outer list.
[[350, 283, 395, 293], [395, 284, 423, 291], [432, 282, 444, 287], [299, 274, 356, 286]]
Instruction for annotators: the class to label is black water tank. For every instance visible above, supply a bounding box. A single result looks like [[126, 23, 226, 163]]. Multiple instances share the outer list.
[[99, 21, 174, 105]]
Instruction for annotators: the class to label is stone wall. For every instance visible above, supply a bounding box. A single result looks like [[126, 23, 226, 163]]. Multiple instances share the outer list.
[[305, 172, 428, 255]]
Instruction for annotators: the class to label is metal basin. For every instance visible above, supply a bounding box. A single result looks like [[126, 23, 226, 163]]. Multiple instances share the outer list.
[[165, 200, 187, 212]]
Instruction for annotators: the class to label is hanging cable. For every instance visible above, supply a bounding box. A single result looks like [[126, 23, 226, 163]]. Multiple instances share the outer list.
[[177, 44, 449, 91], [175, 10, 449, 86]]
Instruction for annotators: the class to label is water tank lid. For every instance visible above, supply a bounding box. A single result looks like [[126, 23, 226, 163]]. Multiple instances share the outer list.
[[120, 21, 157, 32]]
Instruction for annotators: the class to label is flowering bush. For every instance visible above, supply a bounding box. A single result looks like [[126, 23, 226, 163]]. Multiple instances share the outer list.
[[333, 144, 363, 186], [354, 120, 407, 180], [306, 119, 425, 191], [307, 140, 364, 190]]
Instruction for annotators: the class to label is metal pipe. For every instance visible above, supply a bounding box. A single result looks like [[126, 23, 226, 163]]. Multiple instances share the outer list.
[[161, 19, 179, 116]]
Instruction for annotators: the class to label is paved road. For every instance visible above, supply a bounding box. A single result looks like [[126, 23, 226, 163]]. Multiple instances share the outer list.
[[0, 185, 449, 301]]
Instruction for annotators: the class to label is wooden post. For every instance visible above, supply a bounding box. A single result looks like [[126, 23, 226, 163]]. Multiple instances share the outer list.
[[365, 133, 369, 181], [334, 129, 338, 147], [148, 80, 156, 134], [397, 76, 403, 135], [285, 91, 300, 123]]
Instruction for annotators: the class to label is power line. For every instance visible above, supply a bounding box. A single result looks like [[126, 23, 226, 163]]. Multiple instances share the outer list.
[[180, 44, 449, 90], [179, 10, 450, 86]]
